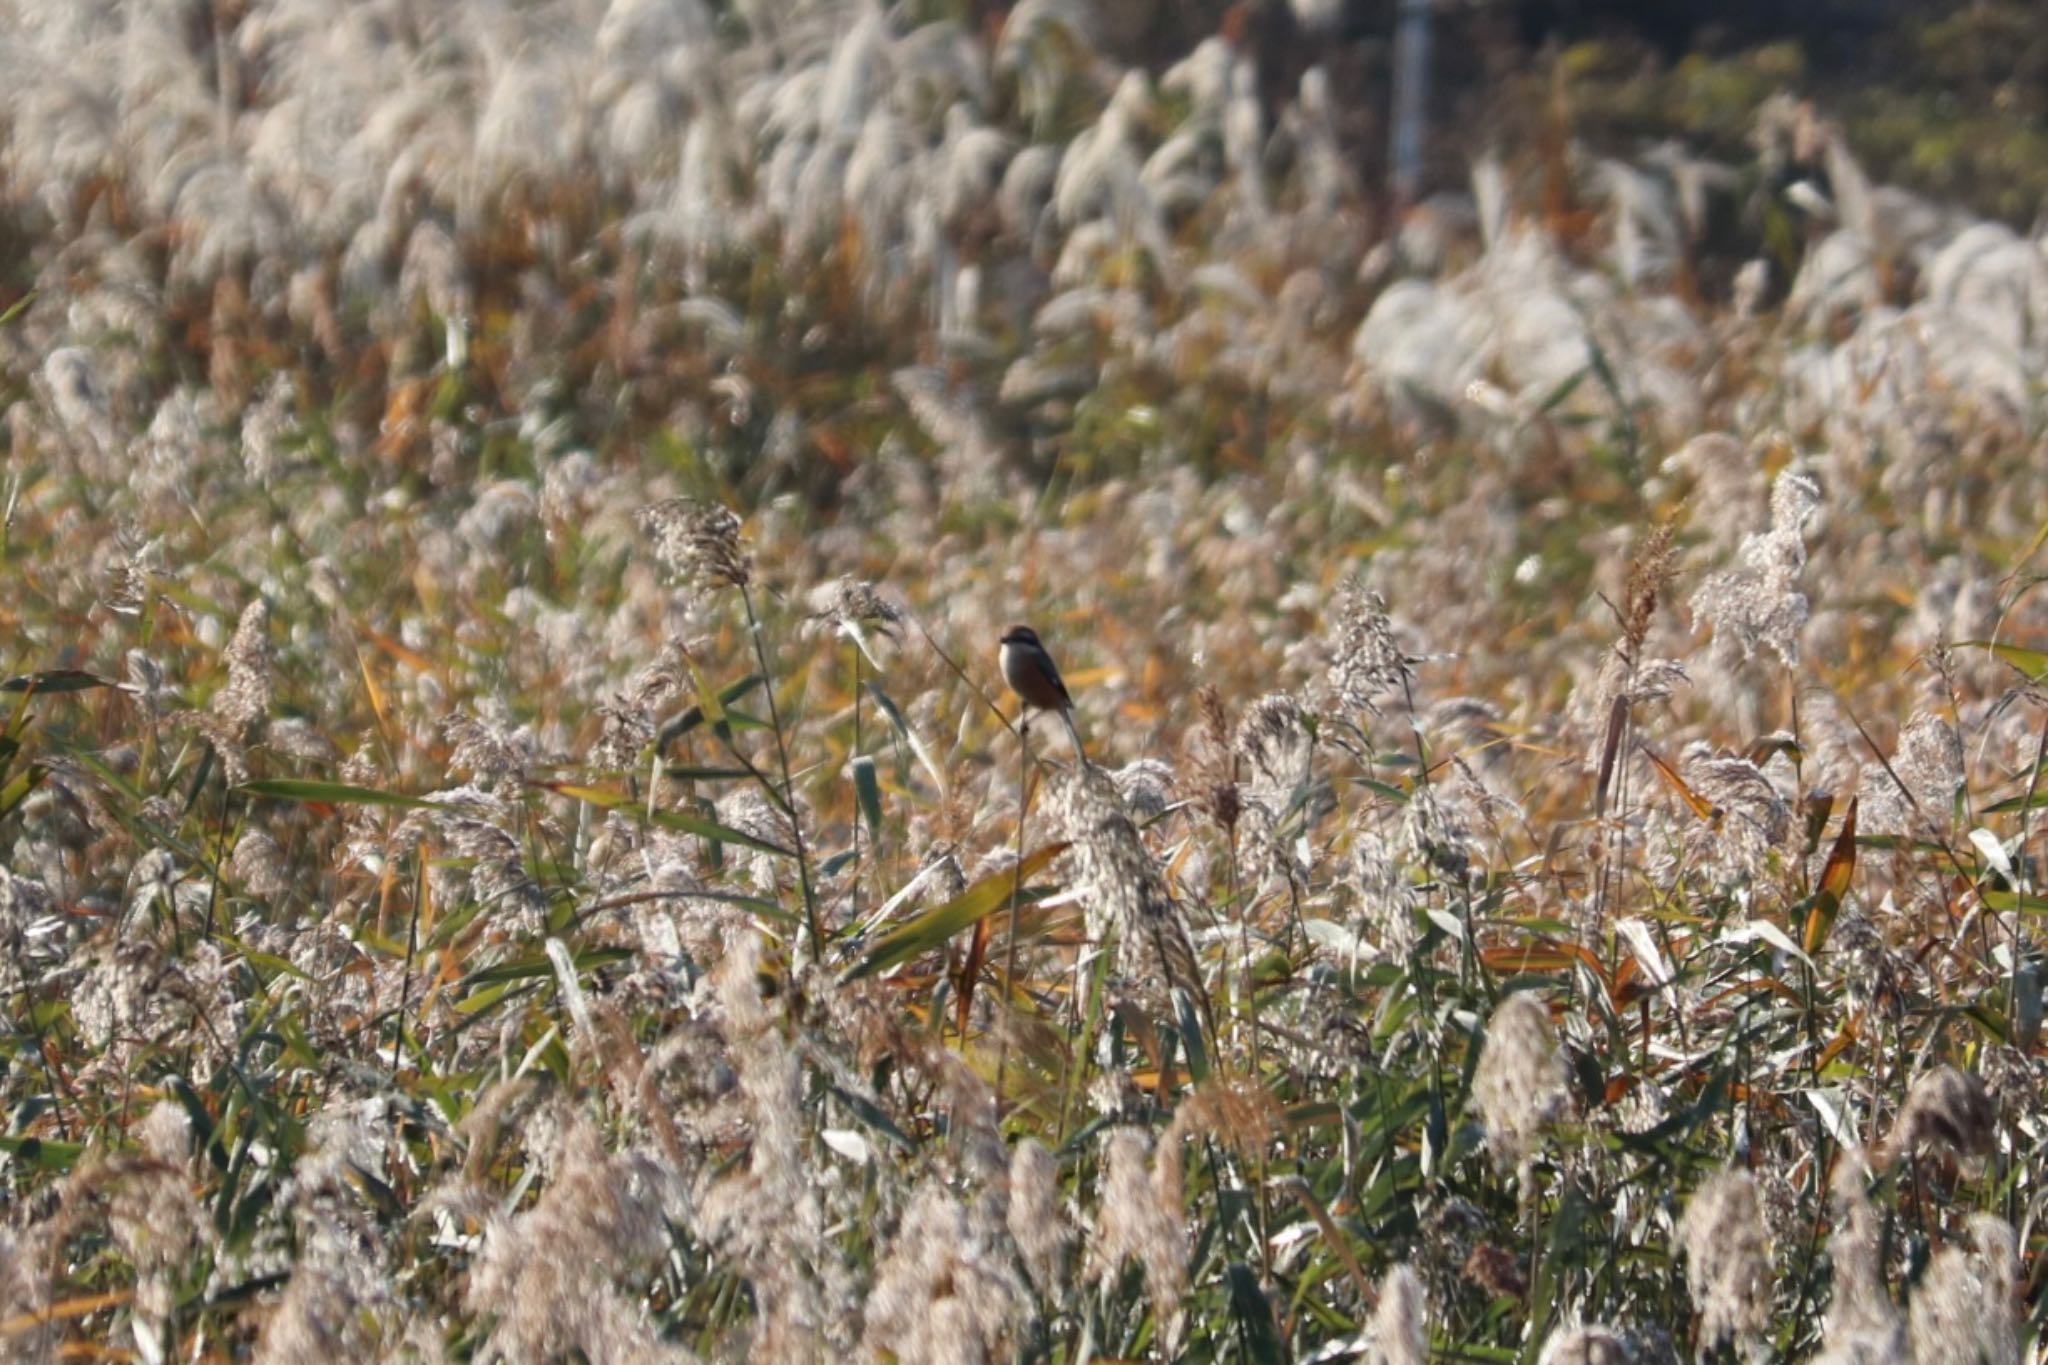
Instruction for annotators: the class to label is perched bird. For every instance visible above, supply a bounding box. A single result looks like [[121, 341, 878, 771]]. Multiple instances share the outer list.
[[1000, 624, 1087, 763]]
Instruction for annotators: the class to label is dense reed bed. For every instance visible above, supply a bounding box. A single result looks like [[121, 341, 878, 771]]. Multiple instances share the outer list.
[[1, 1, 2045, 1360]]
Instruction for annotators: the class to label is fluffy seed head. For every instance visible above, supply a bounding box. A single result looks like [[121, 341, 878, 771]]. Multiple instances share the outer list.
[[1047, 765, 1202, 1002], [1620, 519, 1678, 654], [1689, 467, 1821, 667], [809, 574, 903, 632], [1883, 1065, 1994, 1173], [1818, 1148, 1906, 1362], [862, 1180, 1031, 1364], [1472, 992, 1571, 1175], [1087, 1127, 1188, 1353], [1007, 1138, 1070, 1295], [1326, 581, 1410, 715], [214, 598, 275, 739], [1371, 1264, 1428, 1365], [1680, 745, 1793, 884], [638, 496, 751, 589], [1861, 708, 1964, 838], [1536, 1324, 1634, 1365], [1237, 692, 1312, 798], [1906, 1213, 2019, 1365], [1676, 1166, 1773, 1355]]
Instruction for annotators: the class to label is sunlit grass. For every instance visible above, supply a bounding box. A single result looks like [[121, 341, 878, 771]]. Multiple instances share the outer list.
[[1, 2, 2046, 1362]]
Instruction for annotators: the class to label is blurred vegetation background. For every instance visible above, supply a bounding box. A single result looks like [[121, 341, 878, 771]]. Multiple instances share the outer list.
[[1045, 0, 2048, 225]]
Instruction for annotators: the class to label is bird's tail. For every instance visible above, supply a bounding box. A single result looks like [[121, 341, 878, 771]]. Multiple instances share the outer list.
[[1060, 707, 1091, 769]]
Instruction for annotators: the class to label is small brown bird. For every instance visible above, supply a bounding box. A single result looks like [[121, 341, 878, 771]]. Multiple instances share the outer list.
[[1000, 624, 1087, 762]]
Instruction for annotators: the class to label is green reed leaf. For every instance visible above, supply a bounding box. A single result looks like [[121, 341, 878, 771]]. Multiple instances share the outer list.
[[842, 842, 1068, 982]]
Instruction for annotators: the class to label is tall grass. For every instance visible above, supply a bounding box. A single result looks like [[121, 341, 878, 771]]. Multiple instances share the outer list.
[[1, 2, 2046, 1361]]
